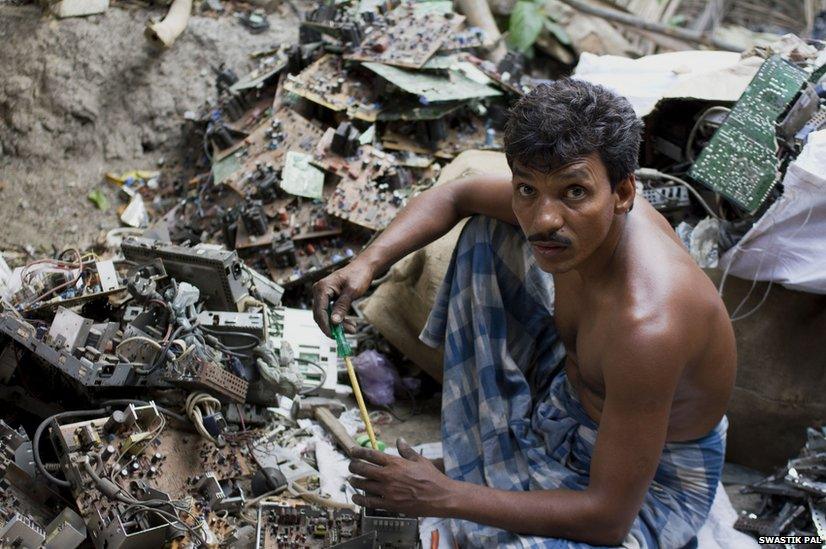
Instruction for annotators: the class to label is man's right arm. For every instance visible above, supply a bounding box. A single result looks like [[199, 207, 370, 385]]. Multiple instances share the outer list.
[[312, 174, 514, 335]]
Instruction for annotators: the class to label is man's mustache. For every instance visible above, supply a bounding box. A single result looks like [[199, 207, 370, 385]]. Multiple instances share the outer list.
[[527, 232, 572, 246]]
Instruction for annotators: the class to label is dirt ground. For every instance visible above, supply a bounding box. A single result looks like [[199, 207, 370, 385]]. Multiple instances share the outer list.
[[0, 2, 298, 256]]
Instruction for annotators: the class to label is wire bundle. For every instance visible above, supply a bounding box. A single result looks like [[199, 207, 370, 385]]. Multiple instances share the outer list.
[[185, 392, 223, 444]]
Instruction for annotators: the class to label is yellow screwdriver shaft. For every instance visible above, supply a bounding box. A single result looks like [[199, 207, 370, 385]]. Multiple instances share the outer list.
[[344, 355, 378, 450]]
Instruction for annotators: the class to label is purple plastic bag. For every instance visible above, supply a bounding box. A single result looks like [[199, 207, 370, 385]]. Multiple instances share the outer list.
[[352, 350, 398, 406]]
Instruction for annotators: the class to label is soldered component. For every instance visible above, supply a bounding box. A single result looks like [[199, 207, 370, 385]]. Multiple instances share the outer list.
[[689, 56, 809, 212]]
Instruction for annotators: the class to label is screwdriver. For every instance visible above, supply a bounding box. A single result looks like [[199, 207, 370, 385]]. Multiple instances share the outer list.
[[329, 307, 378, 450]]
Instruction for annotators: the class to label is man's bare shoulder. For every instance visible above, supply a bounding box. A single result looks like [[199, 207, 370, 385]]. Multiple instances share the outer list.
[[608, 211, 729, 368]]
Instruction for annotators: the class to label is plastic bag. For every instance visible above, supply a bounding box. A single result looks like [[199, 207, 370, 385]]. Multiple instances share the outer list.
[[352, 350, 398, 407]]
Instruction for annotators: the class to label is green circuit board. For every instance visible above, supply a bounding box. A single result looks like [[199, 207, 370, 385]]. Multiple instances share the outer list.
[[689, 55, 808, 213]]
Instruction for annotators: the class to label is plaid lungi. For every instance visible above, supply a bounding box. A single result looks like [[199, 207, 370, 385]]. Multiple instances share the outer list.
[[421, 216, 727, 548]]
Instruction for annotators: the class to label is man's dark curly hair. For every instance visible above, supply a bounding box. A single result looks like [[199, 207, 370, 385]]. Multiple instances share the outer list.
[[504, 79, 643, 189]]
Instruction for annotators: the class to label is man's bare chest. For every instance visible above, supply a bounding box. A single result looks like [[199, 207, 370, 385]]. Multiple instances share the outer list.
[[552, 282, 607, 397]]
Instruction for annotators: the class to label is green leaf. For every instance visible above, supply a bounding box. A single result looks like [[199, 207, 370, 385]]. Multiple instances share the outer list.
[[87, 189, 109, 211], [544, 19, 571, 46], [508, 1, 544, 53]]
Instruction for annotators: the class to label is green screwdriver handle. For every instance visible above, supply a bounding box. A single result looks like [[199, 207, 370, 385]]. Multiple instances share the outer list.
[[327, 304, 352, 357]]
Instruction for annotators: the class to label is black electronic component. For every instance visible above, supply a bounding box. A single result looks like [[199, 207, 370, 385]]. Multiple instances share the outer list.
[[202, 413, 227, 438], [215, 63, 239, 94], [241, 201, 269, 237], [361, 508, 419, 547], [251, 467, 287, 496], [271, 238, 298, 269], [331, 122, 361, 157], [414, 118, 447, 148]]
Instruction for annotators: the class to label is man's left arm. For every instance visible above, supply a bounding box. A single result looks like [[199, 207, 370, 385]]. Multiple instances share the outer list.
[[348, 328, 684, 545]]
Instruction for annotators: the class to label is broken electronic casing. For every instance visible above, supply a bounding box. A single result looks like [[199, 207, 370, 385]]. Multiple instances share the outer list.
[[11, 258, 129, 315], [688, 55, 811, 213], [197, 311, 266, 346], [49, 403, 256, 548], [269, 307, 339, 397], [1, 422, 87, 549], [0, 312, 140, 390], [0, 238, 276, 402], [121, 237, 250, 312]]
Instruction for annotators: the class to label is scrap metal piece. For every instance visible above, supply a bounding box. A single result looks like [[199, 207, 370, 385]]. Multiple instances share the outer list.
[[810, 500, 826, 540], [0, 513, 45, 547], [43, 508, 87, 549], [94, 260, 121, 292], [786, 468, 826, 497], [47, 307, 93, 352], [197, 472, 245, 511]]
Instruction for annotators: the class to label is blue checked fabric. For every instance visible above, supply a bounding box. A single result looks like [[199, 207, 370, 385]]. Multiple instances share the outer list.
[[420, 216, 727, 548]]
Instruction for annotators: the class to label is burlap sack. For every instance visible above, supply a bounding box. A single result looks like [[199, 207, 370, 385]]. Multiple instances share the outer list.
[[361, 151, 511, 381]]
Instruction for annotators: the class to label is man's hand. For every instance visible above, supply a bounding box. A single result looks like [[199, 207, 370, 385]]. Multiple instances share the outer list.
[[348, 438, 457, 517], [310, 175, 515, 337], [312, 260, 374, 337]]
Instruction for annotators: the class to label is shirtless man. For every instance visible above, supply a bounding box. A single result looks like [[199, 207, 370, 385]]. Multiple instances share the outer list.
[[312, 79, 736, 547]]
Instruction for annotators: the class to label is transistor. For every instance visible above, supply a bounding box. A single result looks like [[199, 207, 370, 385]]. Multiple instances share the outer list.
[[214, 63, 239, 94], [241, 201, 269, 236], [202, 413, 227, 438], [331, 122, 360, 157], [271, 239, 298, 268], [221, 207, 240, 249], [340, 23, 362, 47]]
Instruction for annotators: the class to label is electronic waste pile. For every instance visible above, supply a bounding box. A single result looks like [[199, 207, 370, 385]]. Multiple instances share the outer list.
[[0, 235, 422, 548], [2, 0, 826, 546], [150, 0, 529, 295], [0, 1, 523, 546]]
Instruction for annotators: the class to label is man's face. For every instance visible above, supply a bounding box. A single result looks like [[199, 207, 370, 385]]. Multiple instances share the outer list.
[[510, 153, 622, 274]]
